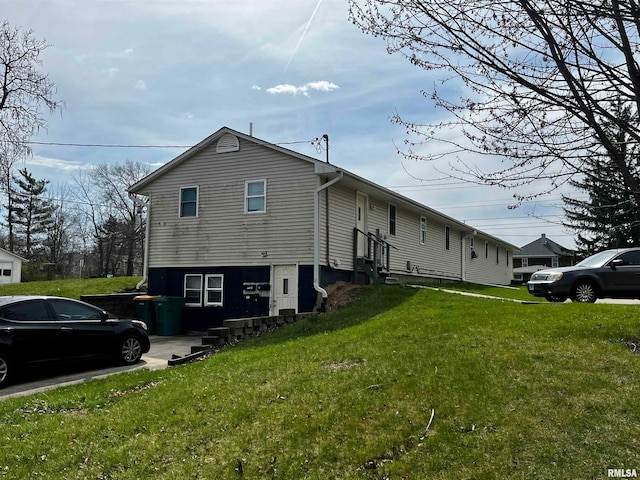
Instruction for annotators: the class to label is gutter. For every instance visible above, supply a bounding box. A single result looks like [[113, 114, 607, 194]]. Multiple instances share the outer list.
[[313, 171, 343, 306], [129, 192, 150, 291]]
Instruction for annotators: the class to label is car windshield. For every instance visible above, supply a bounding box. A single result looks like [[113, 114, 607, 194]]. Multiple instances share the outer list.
[[575, 250, 620, 268]]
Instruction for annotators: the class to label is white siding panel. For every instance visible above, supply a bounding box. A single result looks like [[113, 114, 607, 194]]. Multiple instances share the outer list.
[[146, 140, 317, 267], [465, 235, 513, 285]]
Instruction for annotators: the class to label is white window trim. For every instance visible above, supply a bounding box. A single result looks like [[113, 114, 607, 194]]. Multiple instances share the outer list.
[[179, 186, 199, 218], [204, 274, 224, 307], [184, 274, 203, 307], [419, 216, 426, 245], [245, 179, 267, 214], [388, 203, 397, 236]]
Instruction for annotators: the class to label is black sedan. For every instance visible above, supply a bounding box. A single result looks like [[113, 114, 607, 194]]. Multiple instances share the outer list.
[[0, 296, 150, 388], [527, 248, 640, 303]]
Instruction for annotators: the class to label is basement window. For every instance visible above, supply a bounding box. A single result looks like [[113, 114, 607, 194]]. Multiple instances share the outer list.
[[205, 274, 224, 307], [184, 274, 203, 306]]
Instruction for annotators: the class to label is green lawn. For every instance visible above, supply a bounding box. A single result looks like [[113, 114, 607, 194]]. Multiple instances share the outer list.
[[0, 276, 143, 299], [0, 285, 638, 479]]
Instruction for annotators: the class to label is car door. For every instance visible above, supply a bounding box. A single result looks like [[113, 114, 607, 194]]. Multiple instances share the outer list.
[[603, 251, 640, 297], [46, 298, 114, 359], [0, 299, 63, 364]]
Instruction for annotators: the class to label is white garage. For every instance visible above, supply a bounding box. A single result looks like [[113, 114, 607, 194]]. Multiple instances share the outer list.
[[0, 248, 25, 284]]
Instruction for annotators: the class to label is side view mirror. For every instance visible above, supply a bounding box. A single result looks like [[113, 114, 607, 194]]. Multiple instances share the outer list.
[[100, 311, 109, 322], [610, 258, 623, 268]]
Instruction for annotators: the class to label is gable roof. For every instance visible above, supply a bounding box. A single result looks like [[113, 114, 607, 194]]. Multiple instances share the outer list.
[[515, 234, 575, 258], [129, 126, 519, 251], [0, 247, 27, 262]]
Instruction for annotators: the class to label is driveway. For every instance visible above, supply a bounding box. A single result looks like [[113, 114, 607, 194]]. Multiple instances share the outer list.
[[0, 334, 204, 400]]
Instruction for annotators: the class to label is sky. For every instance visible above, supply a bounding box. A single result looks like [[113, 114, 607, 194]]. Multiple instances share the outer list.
[[4, 0, 578, 250]]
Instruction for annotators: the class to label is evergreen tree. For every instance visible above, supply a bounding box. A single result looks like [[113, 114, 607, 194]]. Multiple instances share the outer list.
[[562, 102, 640, 257], [11, 168, 55, 259]]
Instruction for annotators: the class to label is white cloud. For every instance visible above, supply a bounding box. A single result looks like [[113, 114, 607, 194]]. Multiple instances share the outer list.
[[252, 85, 262, 91], [266, 81, 339, 97], [27, 155, 92, 172], [134, 79, 147, 90], [107, 67, 119, 78]]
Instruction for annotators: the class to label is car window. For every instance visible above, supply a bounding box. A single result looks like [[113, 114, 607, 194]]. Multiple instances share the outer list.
[[48, 299, 103, 321], [0, 300, 50, 322], [615, 251, 640, 265]]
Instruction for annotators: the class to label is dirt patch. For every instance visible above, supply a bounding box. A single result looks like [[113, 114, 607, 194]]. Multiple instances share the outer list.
[[322, 359, 365, 371], [324, 282, 365, 312]]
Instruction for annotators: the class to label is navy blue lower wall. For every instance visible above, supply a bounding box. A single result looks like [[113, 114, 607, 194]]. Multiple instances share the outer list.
[[148, 265, 350, 331]]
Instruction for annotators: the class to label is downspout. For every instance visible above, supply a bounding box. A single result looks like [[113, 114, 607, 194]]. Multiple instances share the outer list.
[[129, 192, 150, 291], [314, 171, 343, 309]]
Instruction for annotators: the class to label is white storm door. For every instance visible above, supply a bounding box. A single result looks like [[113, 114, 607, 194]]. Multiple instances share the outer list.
[[356, 192, 368, 257], [273, 264, 298, 314]]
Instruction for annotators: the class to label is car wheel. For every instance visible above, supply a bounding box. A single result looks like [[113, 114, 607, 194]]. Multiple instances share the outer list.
[[545, 294, 568, 303], [0, 352, 12, 388], [571, 282, 598, 303], [118, 334, 143, 365]]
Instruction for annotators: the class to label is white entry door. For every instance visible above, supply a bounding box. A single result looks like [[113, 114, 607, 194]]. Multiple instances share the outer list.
[[356, 192, 368, 257], [273, 264, 298, 314]]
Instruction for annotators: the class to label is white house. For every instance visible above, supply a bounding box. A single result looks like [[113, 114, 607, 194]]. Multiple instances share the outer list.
[[129, 127, 516, 330]]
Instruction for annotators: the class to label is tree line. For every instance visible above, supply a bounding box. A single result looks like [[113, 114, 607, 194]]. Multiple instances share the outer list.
[[0, 159, 149, 280]]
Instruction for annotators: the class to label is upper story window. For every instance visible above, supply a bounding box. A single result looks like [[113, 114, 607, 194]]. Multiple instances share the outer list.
[[506, 250, 509, 266], [246, 180, 266, 213], [180, 186, 198, 218], [445, 225, 450, 251], [522, 257, 529, 267], [419, 216, 427, 245], [496, 245, 500, 264], [485, 241, 489, 258], [389, 204, 397, 236], [552, 257, 559, 268]]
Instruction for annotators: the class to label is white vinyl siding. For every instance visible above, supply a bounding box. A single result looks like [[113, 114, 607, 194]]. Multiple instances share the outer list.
[[144, 140, 317, 267]]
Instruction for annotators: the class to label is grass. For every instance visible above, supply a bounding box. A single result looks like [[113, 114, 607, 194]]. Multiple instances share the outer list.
[[0, 285, 639, 479], [0, 276, 143, 299]]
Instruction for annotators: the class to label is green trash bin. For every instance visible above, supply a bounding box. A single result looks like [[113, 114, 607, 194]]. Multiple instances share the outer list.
[[133, 295, 158, 335], [154, 296, 186, 336]]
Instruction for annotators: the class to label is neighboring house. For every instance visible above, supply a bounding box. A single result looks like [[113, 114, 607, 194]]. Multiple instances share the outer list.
[[512, 233, 576, 283], [0, 248, 24, 284], [129, 127, 516, 330]]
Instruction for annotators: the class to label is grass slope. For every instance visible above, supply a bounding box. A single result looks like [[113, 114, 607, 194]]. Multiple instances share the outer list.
[[0, 285, 638, 479]]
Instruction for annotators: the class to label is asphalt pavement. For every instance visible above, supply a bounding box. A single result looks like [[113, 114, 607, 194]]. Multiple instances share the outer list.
[[0, 334, 205, 400]]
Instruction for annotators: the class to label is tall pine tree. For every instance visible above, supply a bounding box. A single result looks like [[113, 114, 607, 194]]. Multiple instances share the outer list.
[[563, 102, 640, 256], [11, 168, 55, 259]]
